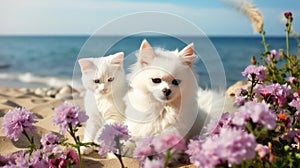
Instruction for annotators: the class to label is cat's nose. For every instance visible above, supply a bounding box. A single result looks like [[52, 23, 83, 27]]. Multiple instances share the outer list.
[[101, 88, 108, 94], [162, 88, 171, 96]]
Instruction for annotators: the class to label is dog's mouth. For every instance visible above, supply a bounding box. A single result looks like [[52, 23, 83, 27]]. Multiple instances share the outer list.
[[156, 95, 173, 103]]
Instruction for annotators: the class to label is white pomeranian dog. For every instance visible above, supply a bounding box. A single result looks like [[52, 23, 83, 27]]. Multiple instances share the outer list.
[[124, 39, 234, 142]]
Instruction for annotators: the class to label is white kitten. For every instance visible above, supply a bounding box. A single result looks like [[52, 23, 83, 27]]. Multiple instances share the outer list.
[[78, 52, 126, 154], [124, 40, 199, 142]]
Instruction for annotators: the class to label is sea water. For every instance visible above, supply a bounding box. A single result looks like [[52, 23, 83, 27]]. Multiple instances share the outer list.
[[0, 35, 298, 89]]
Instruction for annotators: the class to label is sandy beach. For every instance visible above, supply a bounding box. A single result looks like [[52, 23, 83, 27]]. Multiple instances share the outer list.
[[0, 85, 197, 168]]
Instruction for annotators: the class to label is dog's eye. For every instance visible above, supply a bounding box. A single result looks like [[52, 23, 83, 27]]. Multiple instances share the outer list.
[[152, 78, 162, 84], [172, 79, 181, 86], [93, 79, 100, 83], [108, 77, 114, 82]]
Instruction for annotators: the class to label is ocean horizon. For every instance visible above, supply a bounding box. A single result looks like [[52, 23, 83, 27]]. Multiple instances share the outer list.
[[0, 35, 298, 90]]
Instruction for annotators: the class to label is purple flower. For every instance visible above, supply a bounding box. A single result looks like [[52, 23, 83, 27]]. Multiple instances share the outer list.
[[283, 129, 300, 144], [266, 49, 280, 62], [234, 88, 248, 106], [256, 83, 293, 107], [0, 154, 8, 166], [53, 103, 88, 134], [289, 99, 300, 111], [98, 123, 130, 156], [48, 148, 78, 168], [186, 139, 212, 168], [255, 144, 269, 159], [242, 65, 266, 81], [144, 158, 164, 168], [204, 112, 234, 136], [30, 150, 48, 168], [2, 107, 36, 141], [186, 127, 257, 167], [232, 102, 277, 130], [66, 149, 79, 165], [153, 133, 186, 154], [216, 128, 257, 164], [40, 133, 60, 152], [133, 136, 155, 164], [287, 76, 297, 84]]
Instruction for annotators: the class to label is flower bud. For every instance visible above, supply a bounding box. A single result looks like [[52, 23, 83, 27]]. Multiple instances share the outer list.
[[279, 49, 285, 57], [250, 56, 257, 65]]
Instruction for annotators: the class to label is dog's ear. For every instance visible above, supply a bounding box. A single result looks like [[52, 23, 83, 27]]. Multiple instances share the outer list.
[[110, 52, 124, 66], [179, 43, 194, 66], [138, 39, 155, 66]]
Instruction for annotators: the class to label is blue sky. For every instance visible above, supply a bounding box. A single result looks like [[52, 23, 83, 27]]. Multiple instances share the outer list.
[[0, 0, 299, 36]]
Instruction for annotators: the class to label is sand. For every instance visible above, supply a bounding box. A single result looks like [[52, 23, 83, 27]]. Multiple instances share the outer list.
[[0, 86, 196, 168]]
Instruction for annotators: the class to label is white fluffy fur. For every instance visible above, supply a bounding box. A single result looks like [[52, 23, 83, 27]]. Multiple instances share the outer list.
[[78, 52, 126, 154], [125, 40, 199, 141], [124, 40, 235, 143]]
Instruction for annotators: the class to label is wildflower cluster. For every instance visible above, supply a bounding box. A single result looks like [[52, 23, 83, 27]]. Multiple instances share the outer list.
[[1, 103, 88, 168], [133, 133, 186, 168], [98, 123, 131, 168], [186, 8, 300, 168]]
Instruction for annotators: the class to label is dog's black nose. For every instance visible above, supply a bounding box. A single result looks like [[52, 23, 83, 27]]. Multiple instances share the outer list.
[[162, 88, 171, 96]]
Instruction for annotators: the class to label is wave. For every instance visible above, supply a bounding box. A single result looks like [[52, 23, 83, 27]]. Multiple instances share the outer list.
[[0, 72, 83, 89]]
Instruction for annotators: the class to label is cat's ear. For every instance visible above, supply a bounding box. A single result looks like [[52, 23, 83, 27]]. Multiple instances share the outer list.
[[78, 58, 94, 73], [110, 52, 124, 66], [179, 43, 194, 66], [138, 39, 155, 66]]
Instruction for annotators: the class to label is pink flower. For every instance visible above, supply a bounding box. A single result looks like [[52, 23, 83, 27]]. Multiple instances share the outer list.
[[48, 148, 78, 168], [255, 144, 269, 159], [289, 99, 300, 121], [232, 102, 277, 130], [133, 133, 186, 167], [234, 88, 248, 106], [186, 139, 209, 167], [256, 83, 293, 107], [266, 49, 280, 62], [289, 99, 300, 111], [283, 129, 300, 144], [204, 112, 234, 136], [133, 136, 155, 164], [40, 133, 60, 152], [153, 133, 186, 154], [53, 103, 88, 135], [242, 65, 266, 81], [216, 128, 257, 164], [288, 76, 297, 84], [2, 107, 36, 141], [30, 150, 48, 168], [98, 123, 130, 156], [186, 127, 257, 167]]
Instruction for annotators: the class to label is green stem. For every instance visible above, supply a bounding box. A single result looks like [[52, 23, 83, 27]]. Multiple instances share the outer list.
[[77, 146, 83, 168], [286, 19, 293, 77], [248, 77, 258, 100], [23, 130, 36, 154], [260, 30, 269, 53], [68, 123, 83, 168], [286, 20, 291, 58], [163, 149, 172, 168], [115, 153, 126, 168], [115, 137, 126, 168]]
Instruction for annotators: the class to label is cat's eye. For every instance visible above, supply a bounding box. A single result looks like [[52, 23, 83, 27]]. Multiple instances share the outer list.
[[172, 79, 181, 86], [108, 77, 114, 82], [152, 78, 162, 84], [93, 79, 100, 83]]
